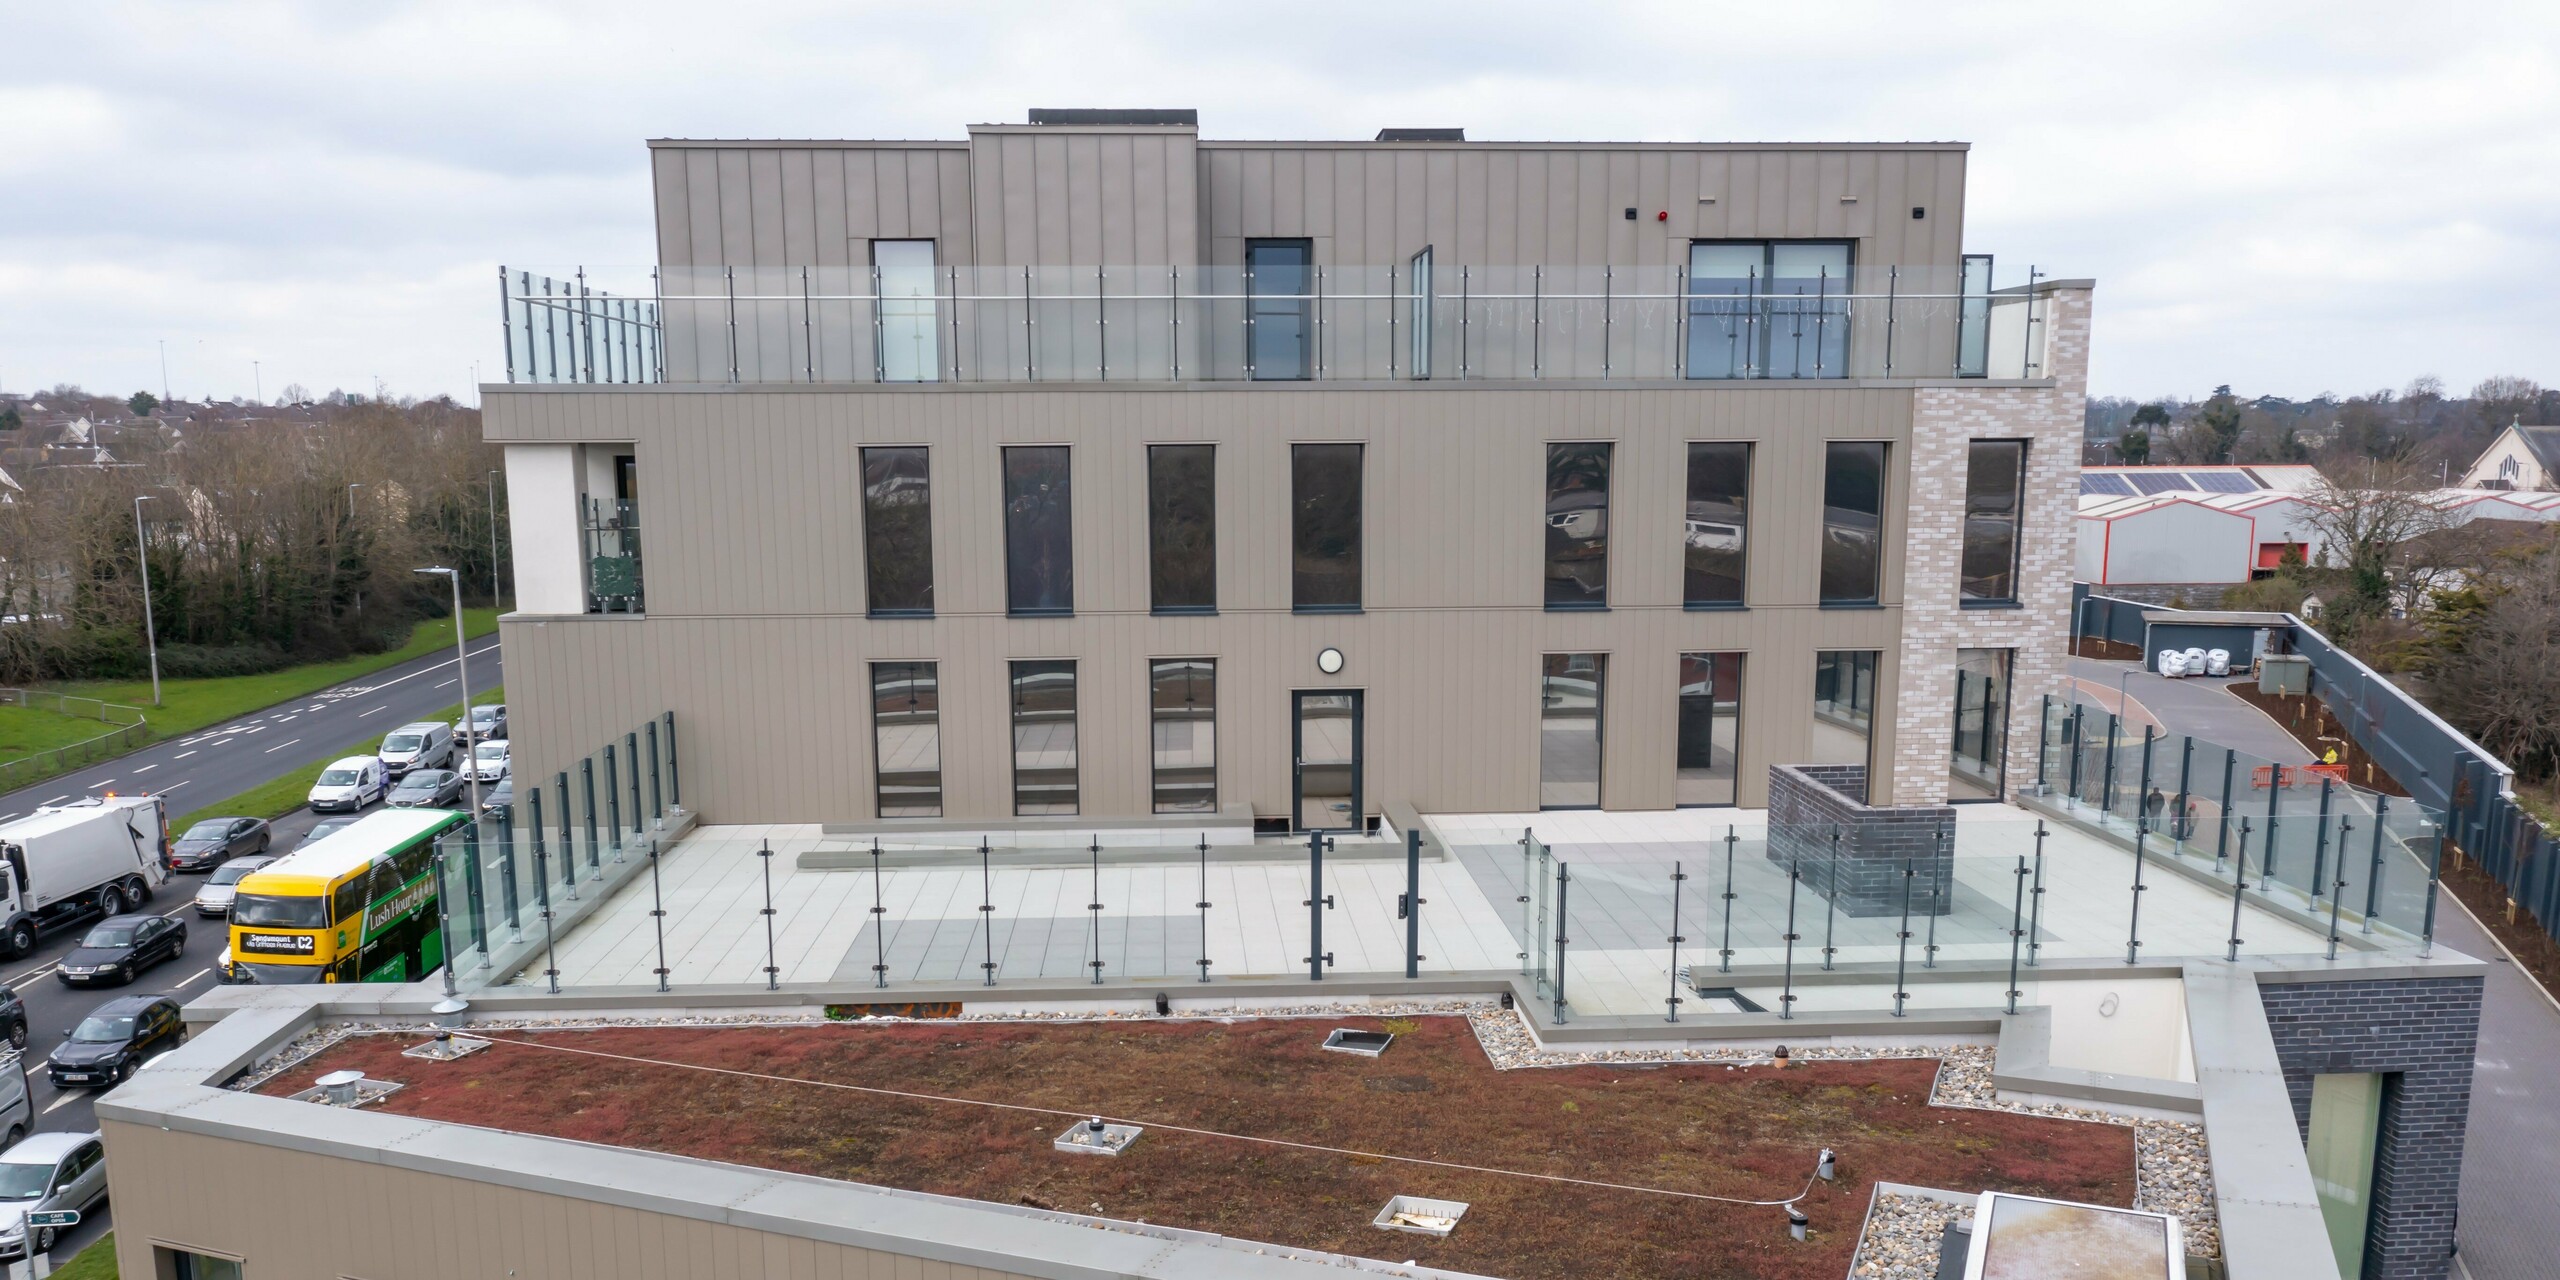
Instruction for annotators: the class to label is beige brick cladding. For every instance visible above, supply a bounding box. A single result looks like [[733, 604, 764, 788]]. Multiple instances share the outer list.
[[1883, 284, 2092, 805]]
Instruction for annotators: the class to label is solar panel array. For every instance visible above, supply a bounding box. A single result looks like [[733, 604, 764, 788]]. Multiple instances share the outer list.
[[2185, 471, 2259, 493], [2129, 472, 2193, 495], [2082, 469, 2269, 497], [2080, 474, 2136, 497]]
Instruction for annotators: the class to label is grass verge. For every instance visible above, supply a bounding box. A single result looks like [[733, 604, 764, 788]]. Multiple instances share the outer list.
[[53, 1232, 116, 1279], [175, 686, 502, 830]]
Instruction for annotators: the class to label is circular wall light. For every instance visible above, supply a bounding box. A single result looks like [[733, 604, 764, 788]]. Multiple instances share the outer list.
[[1316, 646, 1345, 675]]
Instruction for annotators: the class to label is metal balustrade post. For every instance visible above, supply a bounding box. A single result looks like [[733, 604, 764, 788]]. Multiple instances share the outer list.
[[555, 770, 578, 897], [2214, 748, 2237, 871], [2127, 805, 2150, 965], [1404, 827, 1424, 980], [1718, 825, 1738, 973], [497, 806, 520, 941], [2036, 693, 2052, 790], [602, 747, 621, 859], [531, 802, 559, 994], [2065, 704, 2085, 804], [2099, 713, 2120, 814], [2421, 817, 2443, 958], [646, 837, 669, 992], [867, 839, 888, 987], [1924, 825, 1946, 968], [627, 731, 644, 838], [1531, 265, 1543, 379], [978, 838, 997, 987], [1517, 829, 1534, 975], [1779, 860, 1801, 1020], [800, 266, 814, 382], [498, 267, 517, 382], [2327, 817, 2354, 960], [1821, 824, 1841, 970], [1023, 267, 1036, 380], [723, 266, 739, 382], [2173, 736, 2195, 849], [1195, 835, 1213, 982], [2005, 855, 2029, 1015], [759, 840, 780, 990], [2263, 763, 2284, 890], [1306, 831, 1335, 980], [2028, 821, 2048, 966], [1892, 859, 1914, 1017], [1665, 859, 1687, 1022], [2227, 820, 2253, 961], [577, 267, 595, 382], [1458, 266, 1470, 379], [663, 712, 680, 808], [461, 824, 489, 969], [647, 720, 663, 824], [1601, 266, 1613, 378], [2310, 778, 2335, 903], [1087, 836, 1106, 985], [434, 848, 460, 997], [1551, 862, 1570, 1024], [2363, 794, 2391, 933], [1884, 265, 1898, 377]]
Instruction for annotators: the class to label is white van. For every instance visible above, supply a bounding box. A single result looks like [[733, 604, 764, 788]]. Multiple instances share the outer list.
[[377, 722, 454, 778], [0, 1052, 30, 1150], [307, 756, 387, 814]]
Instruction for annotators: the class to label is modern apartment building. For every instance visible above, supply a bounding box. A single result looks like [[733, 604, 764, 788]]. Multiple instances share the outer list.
[[487, 110, 2092, 827]]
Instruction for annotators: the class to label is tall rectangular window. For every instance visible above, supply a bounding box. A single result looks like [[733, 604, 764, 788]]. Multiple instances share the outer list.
[[1952, 648, 2012, 802], [1543, 442, 1613, 609], [1151, 658, 1217, 813], [873, 239, 940, 382], [1539, 653, 1607, 809], [1683, 442, 1751, 606], [1820, 442, 1886, 605], [1677, 653, 1745, 807], [1811, 650, 1878, 781], [1247, 239, 1313, 380], [2306, 1073, 2385, 1280], [870, 661, 941, 817], [1687, 240, 1852, 379], [1148, 444, 1216, 613], [1009, 660, 1078, 815], [861, 446, 933, 616], [1292, 443, 1362, 610], [1408, 246, 1434, 379], [1002, 446, 1073, 614], [1961, 440, 2027, 603]]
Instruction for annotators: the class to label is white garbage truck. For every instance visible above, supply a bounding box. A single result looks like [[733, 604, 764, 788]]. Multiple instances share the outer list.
[[0, 796, 170, 958]]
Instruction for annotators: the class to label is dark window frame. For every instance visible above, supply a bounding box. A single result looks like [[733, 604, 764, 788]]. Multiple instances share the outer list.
[[1682, 441, 1753, 609], [860, 445, 935, 618], [1291, 442, 1364, 613], [1685, 239, 1856, 380], [1000, 445, 1075, 616], [1247, 238, 1316, 381], [1150, 658, 1218, 815], [1147, 444, 1217, 615], [1543, 441, 1614, 611], [869, 660, 943, 818], [1537, 652, 1609, 811], [1819, 441, 1888, 607], [1960, 439, 2028, 605], [1007, 659, 1079, 816]]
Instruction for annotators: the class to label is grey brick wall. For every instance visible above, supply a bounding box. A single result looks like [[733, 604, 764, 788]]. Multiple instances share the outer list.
[[2259, 976, 2482, 1280], [1765, 763, 1956, 917]]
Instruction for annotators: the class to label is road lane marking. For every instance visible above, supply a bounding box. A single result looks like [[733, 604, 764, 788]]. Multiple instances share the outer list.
[[42, 1091, 78, 1114], [158, 780, 190, 792], [7, 964, 60, 990], [360, 705, 387, 717], [263, 738, 302, 754], [42, 796, 68, 805], [88, 780, 112, 789], [275, 715, 297, 724], [132, 764, 156, 773], [434, 679, 456, 690], [177, 967, 210, 986], [172, 751, 197, 760]]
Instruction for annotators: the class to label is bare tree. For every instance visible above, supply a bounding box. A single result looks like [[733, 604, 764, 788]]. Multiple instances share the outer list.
[[2301, 463, 2450, 634]]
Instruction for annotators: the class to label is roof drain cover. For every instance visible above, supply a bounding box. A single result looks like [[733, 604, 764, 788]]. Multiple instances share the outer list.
[[1374, 1195, 1469, 1237], [1053, 1116, 1142, 1156], [1323, 1028, 1395, 1057], [290, 1069, 404, 1109], [402, 1031, 492, 1062]]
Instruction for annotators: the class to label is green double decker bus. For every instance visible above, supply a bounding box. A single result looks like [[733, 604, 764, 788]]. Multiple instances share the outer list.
[[226, 809, 469, 984]]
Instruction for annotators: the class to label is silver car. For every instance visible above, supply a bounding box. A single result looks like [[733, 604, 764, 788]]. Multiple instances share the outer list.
[[0, 1131, 106, 1258], [194, 855, 276, 918]]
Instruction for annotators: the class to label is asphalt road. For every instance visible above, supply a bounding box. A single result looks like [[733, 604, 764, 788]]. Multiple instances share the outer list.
[[0, 637, 500, 1264]]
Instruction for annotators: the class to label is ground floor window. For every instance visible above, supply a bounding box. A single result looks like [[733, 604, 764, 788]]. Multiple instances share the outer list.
[[1810, 650, 1877, 776], [2306, 1072, 2385, 1280], [1951, 648, 2012, 802], [1539, 653, 1608, 809], [162, 1250, 246, 1280], [1151, 659, 1216, 813], [1009, 660, 1079, 815], [1676, 652, 1744, 807], [871, 661, 942, 817]]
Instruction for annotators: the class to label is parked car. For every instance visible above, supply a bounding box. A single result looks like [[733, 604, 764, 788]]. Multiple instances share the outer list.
[[0, 990, 26, 1052], [47, 994, 184, 1090], [377, 721, 455, 778], [194, 855, 275, 918], [298, 818, 355, 849], [56, 914, 186, 988], [386, 769, 465, 809], [0, 1132, 108, 1258], [480, 776, 515, 820], [456, 703, 508, 742], [0, 1048, 29, 1149], [466, 739, 512, 784], [307, 757, 387, 813], [167, 817, 270, 872]]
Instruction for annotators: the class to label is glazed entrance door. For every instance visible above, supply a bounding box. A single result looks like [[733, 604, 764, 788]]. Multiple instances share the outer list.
[[1293, 691, 1363, 832]]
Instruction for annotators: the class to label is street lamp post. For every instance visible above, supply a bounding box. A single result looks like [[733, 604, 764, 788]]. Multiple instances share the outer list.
[[415, 567, 481, 814], [133, 495, 161, 706]]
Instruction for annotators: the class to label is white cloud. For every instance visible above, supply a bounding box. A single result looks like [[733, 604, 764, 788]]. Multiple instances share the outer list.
[[4, 0, 2557, 400]]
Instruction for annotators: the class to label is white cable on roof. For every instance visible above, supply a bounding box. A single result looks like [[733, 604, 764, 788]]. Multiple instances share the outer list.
[[468, 1032, 1827, 1209]]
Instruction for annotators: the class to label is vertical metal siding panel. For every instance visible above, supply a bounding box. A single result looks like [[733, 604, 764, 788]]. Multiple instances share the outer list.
[[1936, 152, 1968, 269], [1814, 151, 1849, 238], [1002, 135, 1042, 265], [1456, 148, 1493, 264], [1636, 151, 1669, 264], [781, 150, 820, 264], [1238, 148, 1274, 238], [654, 149, 694, 266], [1664, 150, 1698, 248], [906, 149, 943, 243], [813, 152, 851, 266], [844, 150, 880, 245], [1165, 133, 1200, 266], [1694, 151, 1729, 240], [1362, 151, 1396, 262], [874, 151, 913, 240], [687, 151, 727, 266], [1066, 134, 1106, 267], [1605, 152, 1637, 263], [1573, 151, 1608, 266], [939, 149, 976, 263], [1267, 148, 1305, 236], [1331, 150, 1364, 262], [1483, 150, 1518, 262], [1125, 134, 1159, 265], [744, 151, 784, 264], [1424, 150, 1461, 261], [1201, 147, 1241, 260]]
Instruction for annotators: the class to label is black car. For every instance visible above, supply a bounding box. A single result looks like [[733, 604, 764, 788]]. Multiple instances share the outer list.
[[48, 994, 184, 1089], [0, 988, 25, 1051], [56, 914, 186, 988], [480, 776, 515, 820], [385, 768, 465, 809], [169, 816, 271, 871]]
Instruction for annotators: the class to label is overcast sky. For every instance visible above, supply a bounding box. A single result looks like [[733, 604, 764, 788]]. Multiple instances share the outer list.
[[6, 1, 2555, 404]]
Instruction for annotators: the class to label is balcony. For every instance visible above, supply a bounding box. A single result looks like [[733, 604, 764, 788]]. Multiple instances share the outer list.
[[498, 260, 2064, 387]]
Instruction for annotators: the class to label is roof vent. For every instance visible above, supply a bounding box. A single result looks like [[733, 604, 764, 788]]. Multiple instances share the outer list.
[[1028, 108, 1198, 127], [1376, 127, 1465, 142]]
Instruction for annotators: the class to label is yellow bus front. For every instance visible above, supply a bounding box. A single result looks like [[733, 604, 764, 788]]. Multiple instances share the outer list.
[[225, 868, 352, 985]]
